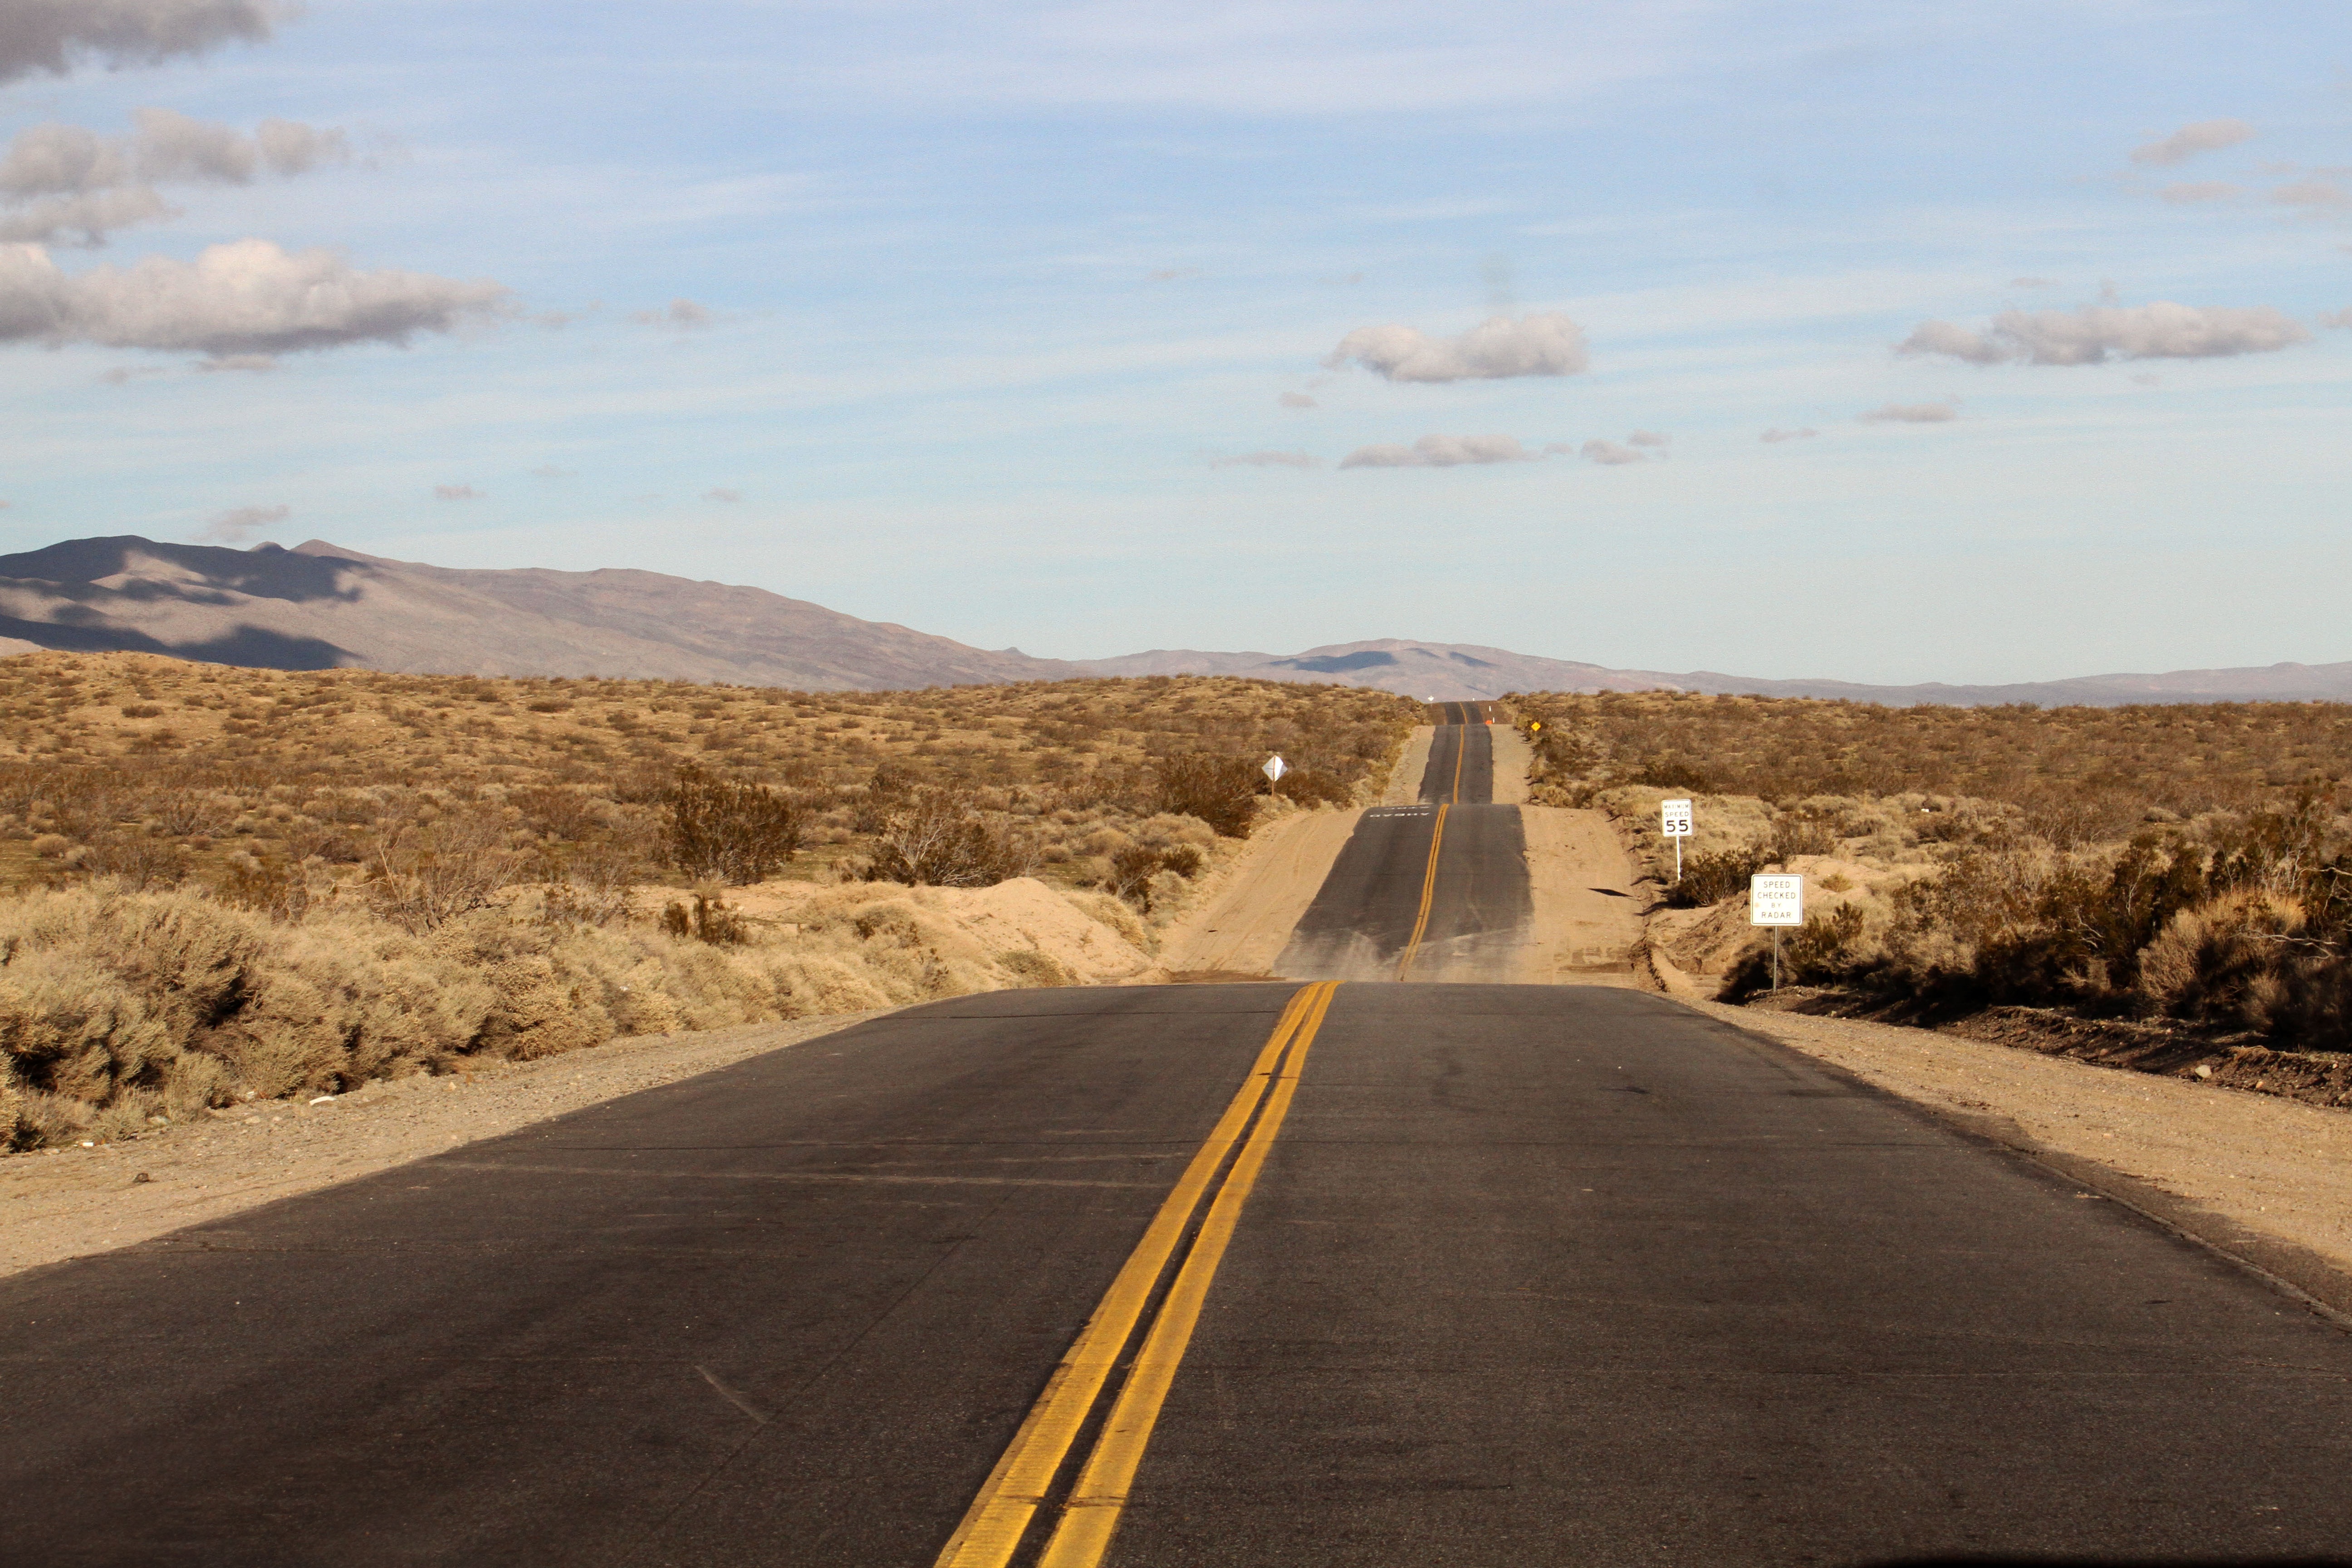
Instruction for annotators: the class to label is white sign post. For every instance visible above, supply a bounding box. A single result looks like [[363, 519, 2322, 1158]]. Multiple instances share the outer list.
[[1263, 754, 1288, 786], [1660, 798, 1693, 883], [1749, 873, 1804, 990]]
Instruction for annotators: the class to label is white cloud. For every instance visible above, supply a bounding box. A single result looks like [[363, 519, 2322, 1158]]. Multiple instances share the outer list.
[[0, 124, 124, 198], [2320, 309, 2352, 330], [198, 501, 284, 542], [2273, 179, 2350, 210], [633, 297, 712, 328], [434, 484, 479, 501], [0, 0, 275, 85], [0, 186, 172, 245], [1898, 302, 2308, 365], [1277, 390, 1316, 408], [1210, 449, 1320, 469], [1325, 311, 1588, 382], [0, 238, 510, 355], [2129, 118, 2255, 167], [530, 465, 573, 479], [1626, 429, 1669, 447], [1580, 439, 1644, 465], [1338, 433, 1537, 468], [1860, 400, 1959, 423], [1759, 427, 1816, 443], [2160, 181, 2239, 204], [192, 351, 273, 372], [2008, 277, 2057, 289], [1145, 266, 1200, 282], [0, 111, 347, 245], [703, 487, 743, 501]]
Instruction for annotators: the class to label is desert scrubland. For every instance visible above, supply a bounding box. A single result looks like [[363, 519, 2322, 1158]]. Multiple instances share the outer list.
[[0, 652, 1414, 1150], [1512, 691, 2352, 1063]]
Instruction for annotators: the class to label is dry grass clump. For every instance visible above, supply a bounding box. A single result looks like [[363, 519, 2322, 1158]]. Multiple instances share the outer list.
[[1511, 691, 2352, 1051]]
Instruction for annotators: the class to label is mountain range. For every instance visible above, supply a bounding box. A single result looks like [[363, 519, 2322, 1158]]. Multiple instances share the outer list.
[[1, 534, 2345, 708]]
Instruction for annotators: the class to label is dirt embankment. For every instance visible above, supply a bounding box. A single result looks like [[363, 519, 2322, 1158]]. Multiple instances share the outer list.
[[1518, 808, 1645, 985], [1382, 725, 1434, 805], [1489, 724, 1532, 806], [1155, 809, 1362, 978]]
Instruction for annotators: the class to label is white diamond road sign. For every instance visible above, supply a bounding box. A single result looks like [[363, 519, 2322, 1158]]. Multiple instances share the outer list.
[[1262, 755, 1288, 784], [1660, 799, 1693, 838], [1749, 874, 1804, 928]]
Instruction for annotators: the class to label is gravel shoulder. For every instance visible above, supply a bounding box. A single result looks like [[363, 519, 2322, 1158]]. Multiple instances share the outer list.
[[1692, 996, 2352, 1287], [0, 1011, 888, 1280]]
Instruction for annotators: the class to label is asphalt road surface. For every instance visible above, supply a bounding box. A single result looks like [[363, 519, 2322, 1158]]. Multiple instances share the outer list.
[[1275, 705, 1529, 981], [9, 985, 2352, 1566]]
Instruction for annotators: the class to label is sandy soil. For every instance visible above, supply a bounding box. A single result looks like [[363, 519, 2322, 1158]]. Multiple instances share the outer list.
[[1156, 809, 1362, 976], [1696, 997, 2352, 1281], [1382, 725, 1434, 805], [1518, 807, 1646, 985], [1490, 723, 1531, 805], [0, 1011, 886, 1281]]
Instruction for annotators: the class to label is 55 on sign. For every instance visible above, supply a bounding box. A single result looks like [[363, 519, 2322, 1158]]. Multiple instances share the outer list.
[[1660, 797, 1692, 882]]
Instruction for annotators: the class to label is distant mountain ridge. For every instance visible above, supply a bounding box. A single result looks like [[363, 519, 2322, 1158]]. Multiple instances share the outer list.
[[1087, 638, 2352, 706], [0, 536, 1078, 689], [0, 535, 2343, 706]]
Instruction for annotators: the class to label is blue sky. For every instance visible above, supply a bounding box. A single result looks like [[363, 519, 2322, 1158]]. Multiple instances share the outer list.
[[1, 0, 2346, 683]]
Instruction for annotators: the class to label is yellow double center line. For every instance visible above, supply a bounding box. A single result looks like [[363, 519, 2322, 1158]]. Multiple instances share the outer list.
[[934, 980, 1339, 1568], [1393, 802, 1449, 981]]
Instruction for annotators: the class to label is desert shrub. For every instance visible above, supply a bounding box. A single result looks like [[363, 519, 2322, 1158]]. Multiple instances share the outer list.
[[852, 764, 915, 833], [1154, 754, 1260, 837], [79, 835, 187, 891], [1102, 842, 1205, 911], [1274, 766, 1353, 808], [661, 892, 748, 946], [997, 949, 1076, 988], [367, 809, 525, 933], [662, 766, 803, 884], [1666, 848, 1771, 909], [864, 787, 1034, 887], [1627, 754, 1720, 794], [1724, 903, 1867, 994]]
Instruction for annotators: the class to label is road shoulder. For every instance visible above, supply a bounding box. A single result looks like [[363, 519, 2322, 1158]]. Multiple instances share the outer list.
[[0, 1011, 888, 1280], [1681, 995, 2352, 1313]]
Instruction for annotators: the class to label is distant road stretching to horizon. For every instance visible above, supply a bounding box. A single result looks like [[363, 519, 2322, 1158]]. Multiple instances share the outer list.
[[7, 711, 2352, 1564]]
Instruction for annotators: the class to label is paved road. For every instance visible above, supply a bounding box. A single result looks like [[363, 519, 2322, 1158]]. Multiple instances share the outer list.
[[1277, 705, 1528, 981], [9, 985, 2352, 1565]]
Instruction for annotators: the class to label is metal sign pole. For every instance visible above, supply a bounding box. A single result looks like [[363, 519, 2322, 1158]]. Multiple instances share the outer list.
[[1772, 927, 1781, 992]]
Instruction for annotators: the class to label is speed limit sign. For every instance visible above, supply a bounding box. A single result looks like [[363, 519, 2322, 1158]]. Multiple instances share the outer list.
[[1660, 799, 1693, 838]]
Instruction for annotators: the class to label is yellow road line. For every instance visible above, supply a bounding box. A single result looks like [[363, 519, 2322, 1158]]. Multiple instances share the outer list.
[[931, 984, 1323, 1568], [1393, 802, 1449, 981], [1037, 981, 1338, 1568], [1448, 718, 1466, 803]]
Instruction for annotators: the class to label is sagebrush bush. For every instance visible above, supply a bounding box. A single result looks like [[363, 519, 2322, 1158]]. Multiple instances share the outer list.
[[863, 787, 1035, 887], [664, 767, 804, 884], [1154, 754, 1261, 838]]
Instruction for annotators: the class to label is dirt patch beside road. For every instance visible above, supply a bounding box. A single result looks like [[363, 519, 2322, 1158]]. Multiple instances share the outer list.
[[0, 1011, 885, 1281], [1490, 723, 1532, 805], [1382, 726, 1434, 804], [1519, 807, 1646, 985], [1697, 998, 2352, 1285], [1156, 809, 1362, 976]]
